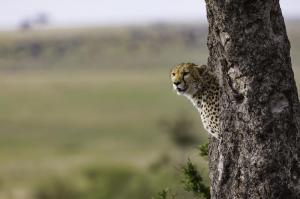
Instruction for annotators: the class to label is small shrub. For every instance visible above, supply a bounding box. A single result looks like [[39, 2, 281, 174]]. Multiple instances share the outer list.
[[181, 160, 210, 199], [198, 143, 209, 157], [152, 188, 177, 199]]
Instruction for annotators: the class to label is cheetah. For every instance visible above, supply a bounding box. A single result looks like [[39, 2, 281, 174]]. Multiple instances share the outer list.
[[170, 63, 220, 139]]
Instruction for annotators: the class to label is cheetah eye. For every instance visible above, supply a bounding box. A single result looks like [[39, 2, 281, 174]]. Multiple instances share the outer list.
[[172, 72, 175, 76], [183, 71, 189, 76]]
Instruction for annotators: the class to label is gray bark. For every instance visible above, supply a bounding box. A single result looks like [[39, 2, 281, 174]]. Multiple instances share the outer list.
[[204, 0, 300, 198]]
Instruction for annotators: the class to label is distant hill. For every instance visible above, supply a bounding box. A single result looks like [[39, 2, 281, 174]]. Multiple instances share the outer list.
[[0, 21, 299, 72]]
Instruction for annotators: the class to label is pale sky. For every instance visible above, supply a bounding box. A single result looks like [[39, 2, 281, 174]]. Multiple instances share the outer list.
[[1, 0, 300, 29]]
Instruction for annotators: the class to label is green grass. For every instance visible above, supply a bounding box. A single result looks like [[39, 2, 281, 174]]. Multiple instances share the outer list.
[[0, 70, 208, 198]]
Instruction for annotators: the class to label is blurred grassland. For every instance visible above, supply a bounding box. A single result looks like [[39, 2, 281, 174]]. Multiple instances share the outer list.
[[0, 21, 299, 199], [0, 71, 208, 199]]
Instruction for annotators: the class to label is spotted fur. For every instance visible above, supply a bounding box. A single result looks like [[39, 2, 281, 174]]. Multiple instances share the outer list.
[[170, 63, 220, 138]]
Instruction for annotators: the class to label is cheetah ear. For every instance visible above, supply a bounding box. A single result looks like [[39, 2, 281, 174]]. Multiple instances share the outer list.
[[196, 65, 207, 75]]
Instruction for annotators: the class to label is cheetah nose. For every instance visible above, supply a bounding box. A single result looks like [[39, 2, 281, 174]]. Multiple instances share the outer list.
[[174, 81, 181, 86]]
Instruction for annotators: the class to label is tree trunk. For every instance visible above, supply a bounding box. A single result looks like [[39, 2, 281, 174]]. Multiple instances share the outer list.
[[204, 0, 300, 198]]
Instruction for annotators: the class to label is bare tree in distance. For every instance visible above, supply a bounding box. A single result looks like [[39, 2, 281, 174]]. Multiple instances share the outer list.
[[19, 12, 50, 31]]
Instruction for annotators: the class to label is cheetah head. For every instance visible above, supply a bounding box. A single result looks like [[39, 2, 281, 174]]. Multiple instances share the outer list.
[[170, 63, 204, 96]]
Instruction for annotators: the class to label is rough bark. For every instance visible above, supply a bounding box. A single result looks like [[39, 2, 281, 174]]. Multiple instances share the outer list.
[[204, 0, 300, 198]]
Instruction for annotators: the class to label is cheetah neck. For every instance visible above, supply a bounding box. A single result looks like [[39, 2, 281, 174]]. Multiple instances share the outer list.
[[192, 83, 219, 103]]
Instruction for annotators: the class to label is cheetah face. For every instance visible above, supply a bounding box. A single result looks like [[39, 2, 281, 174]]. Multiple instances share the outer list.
[[170, 63, 200, 96]]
